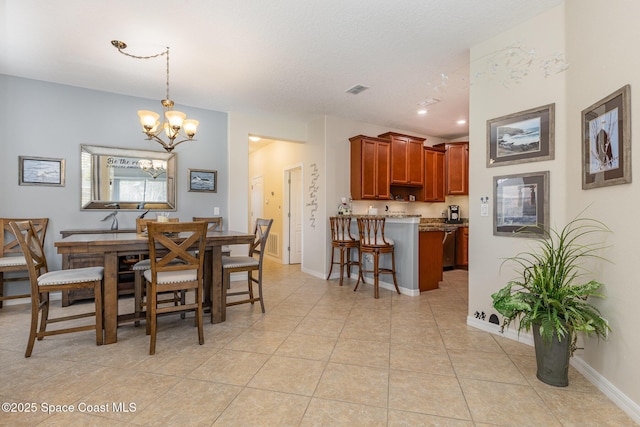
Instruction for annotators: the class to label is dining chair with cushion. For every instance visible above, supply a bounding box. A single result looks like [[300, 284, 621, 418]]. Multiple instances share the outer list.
[[192, 217, 230, 255], [355, 216, 400, 298], [327, 216, 359, 286], [0, 218, 49, 308], [144, 221, 207, 355], [10, 220, 103, 357], [221, 218, 273, 320], [133, 217, 182, 326]]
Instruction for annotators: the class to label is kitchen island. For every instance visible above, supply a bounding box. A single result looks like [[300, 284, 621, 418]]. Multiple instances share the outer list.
[[341, 215, 467, 295]]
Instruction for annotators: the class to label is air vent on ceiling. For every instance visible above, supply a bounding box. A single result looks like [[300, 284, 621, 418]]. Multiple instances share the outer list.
[[418, 97, 441, 107], [345, 84, 369, 95]]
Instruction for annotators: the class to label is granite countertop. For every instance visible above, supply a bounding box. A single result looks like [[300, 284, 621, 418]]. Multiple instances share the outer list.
[[418, 218, 469, 231], [349, 214, 421, 218]]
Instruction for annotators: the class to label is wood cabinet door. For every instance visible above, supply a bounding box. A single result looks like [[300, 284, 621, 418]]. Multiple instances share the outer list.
[[361, 139, 378, 199], [407, 139, 425, 185], [456, 226, 469, 267], [446, 143, 468, 195], [375, 140, 391, 199], [390, 137, 408, 184], [424, 148, 445, 202]]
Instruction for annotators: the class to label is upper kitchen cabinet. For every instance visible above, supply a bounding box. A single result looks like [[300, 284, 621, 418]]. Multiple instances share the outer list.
[[378, 132, 425, 186], [350, 135, 391, 200], [423, 146, 445, 202], [435, 142, 469, 195]]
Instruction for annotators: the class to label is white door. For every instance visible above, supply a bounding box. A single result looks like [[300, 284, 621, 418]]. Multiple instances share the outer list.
[[250, 176, 264, 229], [288, 167, 302, 264]]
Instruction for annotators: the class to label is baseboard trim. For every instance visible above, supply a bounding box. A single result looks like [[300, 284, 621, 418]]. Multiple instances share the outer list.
[[467, 316, 640, 424]]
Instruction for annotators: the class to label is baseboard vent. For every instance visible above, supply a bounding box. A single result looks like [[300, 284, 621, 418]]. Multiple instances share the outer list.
[[266, 233, 279, 257]]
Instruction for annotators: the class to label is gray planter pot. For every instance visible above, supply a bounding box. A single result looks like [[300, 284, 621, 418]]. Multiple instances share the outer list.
[[532, 323, 570, 387]]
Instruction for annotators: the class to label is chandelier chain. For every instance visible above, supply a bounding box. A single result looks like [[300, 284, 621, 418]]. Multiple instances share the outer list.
[[113, 42, 171, 101]]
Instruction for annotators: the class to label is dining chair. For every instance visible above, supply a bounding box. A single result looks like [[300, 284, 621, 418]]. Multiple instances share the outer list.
[[0, 218, 49, 308], [355, 216, 400, 298], [222, 218, 273, 320], [144, 221, 207, 355], [192, 217, 230, 255], [133, 217, 182, 326], [9, 220, 103, 357], [327, 216, 359, 286]]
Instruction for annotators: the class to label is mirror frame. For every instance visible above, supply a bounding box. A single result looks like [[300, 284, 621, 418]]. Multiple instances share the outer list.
[[81, 144, 176, 211]]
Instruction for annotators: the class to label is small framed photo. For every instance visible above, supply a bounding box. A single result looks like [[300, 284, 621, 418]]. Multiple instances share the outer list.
[[188, 168, 217, 193], [494, 171, 549, 237], [581, 85, 631, 189], [19, 156, 65, 186], [487, 103, 555, 167]]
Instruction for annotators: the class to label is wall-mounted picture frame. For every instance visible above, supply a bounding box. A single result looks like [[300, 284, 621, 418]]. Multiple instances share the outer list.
[[581, 84, 631, 189], [19, 156, 65, 187], [487, 103, 555, 167], [188, 168, 217, 193], [494, 171, 549, 237]]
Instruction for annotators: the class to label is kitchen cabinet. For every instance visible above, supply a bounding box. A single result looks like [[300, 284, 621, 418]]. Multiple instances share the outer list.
[[435, 142, 469, 195], [423, 147, 445, 202], [378, 132, 425, 186], [418, 230, 444, 291], [350, 135, 391, 200], [456, 226, 469, 268], [59, 229, 139, 306]]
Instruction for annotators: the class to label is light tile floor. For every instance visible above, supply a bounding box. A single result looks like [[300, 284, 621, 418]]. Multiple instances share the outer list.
[[0, 262, 636, 426]]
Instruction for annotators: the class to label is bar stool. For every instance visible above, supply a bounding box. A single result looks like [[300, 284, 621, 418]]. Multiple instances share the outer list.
[[327, 216, 359, 286], [355, 216, 400, 298]]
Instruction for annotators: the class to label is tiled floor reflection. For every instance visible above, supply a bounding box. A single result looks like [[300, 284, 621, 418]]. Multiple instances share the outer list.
[[0, 262, 636, 426]]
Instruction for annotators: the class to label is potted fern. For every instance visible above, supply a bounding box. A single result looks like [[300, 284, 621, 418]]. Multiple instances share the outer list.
[[491, 215, 611, 387]]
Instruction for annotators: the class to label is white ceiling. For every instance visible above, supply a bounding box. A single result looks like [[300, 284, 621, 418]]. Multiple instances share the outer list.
[[0, 0, 562, 139]]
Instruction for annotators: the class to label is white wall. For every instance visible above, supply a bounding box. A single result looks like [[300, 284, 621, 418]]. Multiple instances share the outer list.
[[565, 0, 640, 410], [0, 75, 228, 276], [469, 1, 640, 418]]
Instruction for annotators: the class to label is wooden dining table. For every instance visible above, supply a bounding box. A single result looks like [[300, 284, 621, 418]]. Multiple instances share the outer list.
[[55, 230, 255, 344]]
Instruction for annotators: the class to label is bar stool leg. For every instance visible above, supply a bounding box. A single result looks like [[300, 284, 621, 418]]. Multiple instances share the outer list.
[[338, 246, 345, 286], [373, 250, 380, 299], [390, 249, 400, 294], [326, 246, 336, 280]]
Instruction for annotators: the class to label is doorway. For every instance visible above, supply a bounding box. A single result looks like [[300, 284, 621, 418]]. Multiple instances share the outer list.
[[250, 175, 264, 230]]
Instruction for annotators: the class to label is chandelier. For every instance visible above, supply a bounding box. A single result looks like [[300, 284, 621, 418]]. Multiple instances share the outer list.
[[111, 40, 199, 152]]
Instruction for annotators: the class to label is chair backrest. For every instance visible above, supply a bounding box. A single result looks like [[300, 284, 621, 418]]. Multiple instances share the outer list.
[[329, 216, 356, 242], [249, 218, 274, 260], [146, 221, 207, 282], [8, 221, 49, 293], [357, 217, 391, 246], [1, 218, 48, 258], [193, 217, 222, 231], [136, 217, 179, 233]]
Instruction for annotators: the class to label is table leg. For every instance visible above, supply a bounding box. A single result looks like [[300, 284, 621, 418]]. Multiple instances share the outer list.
[[209, 246, 223, 323], [103, 252, 119, 344]]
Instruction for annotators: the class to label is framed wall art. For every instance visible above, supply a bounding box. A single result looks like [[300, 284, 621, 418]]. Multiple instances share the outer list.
[[581, 84, 631, 189], [494, 171, 549, 237], [19, 156, 65, 187], [188, 168, 217, 193], [487, 103, 555, 167]]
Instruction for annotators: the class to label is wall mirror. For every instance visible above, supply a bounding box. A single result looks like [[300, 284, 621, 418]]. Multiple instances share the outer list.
[[81, 145, 176, 211]]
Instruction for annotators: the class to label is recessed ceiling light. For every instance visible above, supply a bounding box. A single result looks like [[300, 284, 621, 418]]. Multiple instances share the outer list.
[[457, 119, 467, 125], [417, 109, 428, 115], [249, 136, 261, 142]]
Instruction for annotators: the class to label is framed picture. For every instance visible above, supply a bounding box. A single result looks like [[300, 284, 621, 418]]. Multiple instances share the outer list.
[[188, 168, 217, 193], [581, 85, 631, 189], [487, 103, 555, 167], [494, 171, 549, 237], [19, 156, 65, 187]]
